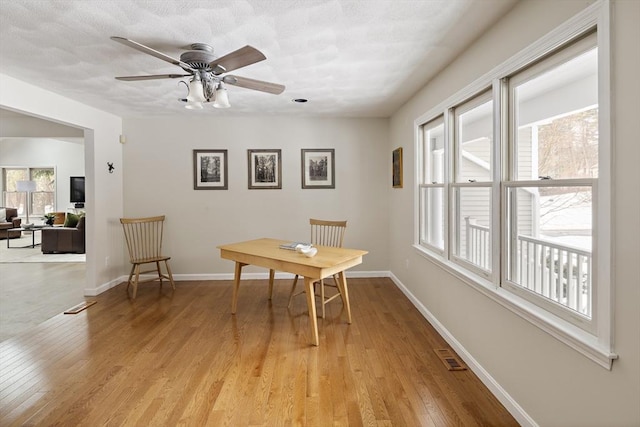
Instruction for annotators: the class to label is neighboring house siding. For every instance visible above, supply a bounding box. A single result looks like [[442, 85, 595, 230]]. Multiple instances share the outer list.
[[517, 127, 535, 237]]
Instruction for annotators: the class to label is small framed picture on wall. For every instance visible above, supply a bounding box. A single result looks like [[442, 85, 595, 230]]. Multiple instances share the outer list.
[[248, 149, 282, 189], [301, 148, 335, 189], [193, 149, 228, 190], [392, 147, 403, 188]]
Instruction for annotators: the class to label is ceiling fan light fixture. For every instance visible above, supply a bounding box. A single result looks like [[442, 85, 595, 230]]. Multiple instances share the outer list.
[[184, 101, 203, 110], [212, 83, 231, 109], [186, 75, 206, 103]]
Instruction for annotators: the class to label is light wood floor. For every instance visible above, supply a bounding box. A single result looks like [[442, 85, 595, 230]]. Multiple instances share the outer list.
[[0, 277, 518, 426], [0, 262, 86, 341]]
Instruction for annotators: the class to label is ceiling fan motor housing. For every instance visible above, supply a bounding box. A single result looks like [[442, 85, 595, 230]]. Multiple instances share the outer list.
[[180, 44, 216, 70]]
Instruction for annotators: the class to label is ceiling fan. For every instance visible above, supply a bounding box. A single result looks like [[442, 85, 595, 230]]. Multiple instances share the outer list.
[[111, 36, 285, 109]]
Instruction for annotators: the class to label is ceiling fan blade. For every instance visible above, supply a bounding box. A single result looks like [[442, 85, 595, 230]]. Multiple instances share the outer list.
[[210, 46, 266, 74], [115, 74, 191, 81], [111, 36, 194, 71], [223, 75, 285, 95]]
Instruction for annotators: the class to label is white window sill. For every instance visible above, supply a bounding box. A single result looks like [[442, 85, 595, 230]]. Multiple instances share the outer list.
[[412, 244, 618, 369]]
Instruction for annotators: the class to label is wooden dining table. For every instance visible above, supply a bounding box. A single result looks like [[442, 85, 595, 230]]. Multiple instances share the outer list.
[[218, 238, 368, 346]]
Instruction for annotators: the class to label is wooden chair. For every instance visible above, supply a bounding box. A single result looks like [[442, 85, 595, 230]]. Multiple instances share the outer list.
[[120, 215, 175, 299], [288, 218, 347, 318]]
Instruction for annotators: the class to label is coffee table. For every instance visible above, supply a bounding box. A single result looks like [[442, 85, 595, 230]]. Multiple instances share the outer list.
[[6, 227, 46, 248]]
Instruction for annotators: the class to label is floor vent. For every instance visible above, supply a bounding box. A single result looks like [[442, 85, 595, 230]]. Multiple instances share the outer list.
[[64, 300, 97, 314], [434, 348, 467, 371]]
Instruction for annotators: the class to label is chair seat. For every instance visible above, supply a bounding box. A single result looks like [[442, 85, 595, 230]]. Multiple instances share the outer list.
[[131, 255, 171, 264]]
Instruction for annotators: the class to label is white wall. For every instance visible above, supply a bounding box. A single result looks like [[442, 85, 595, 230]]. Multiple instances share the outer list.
[[0, 137, 85, 211], [122, 116, 390, 276], [0, 73, 125, 296], [389, 1, 640, 426]]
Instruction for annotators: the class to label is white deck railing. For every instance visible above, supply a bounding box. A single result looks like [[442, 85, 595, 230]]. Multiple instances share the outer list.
[[516, 235, 591, 317], [466, 219, 592, 317], [465, 217, 491, 270]]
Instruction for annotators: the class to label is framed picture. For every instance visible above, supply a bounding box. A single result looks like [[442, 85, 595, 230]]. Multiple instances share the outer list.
[[193, 149, 228, 190], [392, 147, 403, 188], [301, 149, 335, 189], [248, 149, 282, 189]]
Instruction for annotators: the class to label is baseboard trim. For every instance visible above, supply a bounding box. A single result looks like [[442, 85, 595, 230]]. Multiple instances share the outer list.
[[84, 276, 122, 296], [86, 270, 389, 294], [388, 272, 537, 427]]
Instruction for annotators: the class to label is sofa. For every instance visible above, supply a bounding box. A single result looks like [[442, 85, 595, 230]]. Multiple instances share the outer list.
[[41, 215, 85, 254], [0, 207, 22, 239]]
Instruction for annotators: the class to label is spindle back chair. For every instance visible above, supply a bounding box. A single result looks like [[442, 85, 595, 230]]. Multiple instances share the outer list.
[[120, 215, 175, 299], [288, 218, 347, 318]]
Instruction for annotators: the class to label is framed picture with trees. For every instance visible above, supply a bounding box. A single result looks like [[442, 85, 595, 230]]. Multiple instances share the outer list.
[[301, 149, 335, 189], [248, 149, 282, 189], [193, 149, 228, 190]]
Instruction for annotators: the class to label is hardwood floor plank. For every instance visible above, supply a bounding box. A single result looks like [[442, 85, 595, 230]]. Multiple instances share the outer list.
[[0, 262, 86, 342], [0, 278, 518, 426]]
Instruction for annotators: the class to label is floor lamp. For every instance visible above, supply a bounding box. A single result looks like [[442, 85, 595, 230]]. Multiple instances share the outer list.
[[16, 180, 36, 224]]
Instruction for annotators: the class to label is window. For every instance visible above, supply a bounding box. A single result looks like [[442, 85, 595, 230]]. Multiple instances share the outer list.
[[415, 6, 613, 368], [452, 91, 494, 275], [2, 167, 56, 218], [2, 168, 28, 210], [505, 36, 597, 326], [418, 117, 445, 252]]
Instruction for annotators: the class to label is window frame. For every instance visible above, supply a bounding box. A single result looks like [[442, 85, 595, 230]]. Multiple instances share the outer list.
[[418, 116, 447, 255], [450, 90, 495, 278], [1, 166, 56, 217], [413, 2, 615, 369]]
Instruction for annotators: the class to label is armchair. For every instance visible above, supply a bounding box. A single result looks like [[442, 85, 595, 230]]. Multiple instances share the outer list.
[[41, 215, 85, 254], [0, 207, 22, 239]]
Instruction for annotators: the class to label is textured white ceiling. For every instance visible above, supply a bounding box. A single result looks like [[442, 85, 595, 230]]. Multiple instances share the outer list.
[[0, 0, 517, 118]]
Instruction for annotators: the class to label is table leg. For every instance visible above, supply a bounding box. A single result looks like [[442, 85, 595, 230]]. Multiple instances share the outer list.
[[268, 269, 275, 300], [336, 271, 352, 324], [304, 277, 319, 346], [231, 262, 246, 314]]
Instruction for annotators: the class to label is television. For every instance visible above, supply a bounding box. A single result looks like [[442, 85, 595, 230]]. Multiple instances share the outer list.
[[70, 176, 85, 208]]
